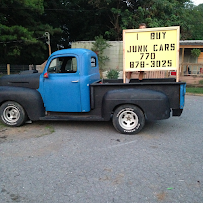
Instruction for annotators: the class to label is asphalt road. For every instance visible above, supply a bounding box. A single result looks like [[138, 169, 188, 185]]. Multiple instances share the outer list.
[[0, 95, 203, 203]]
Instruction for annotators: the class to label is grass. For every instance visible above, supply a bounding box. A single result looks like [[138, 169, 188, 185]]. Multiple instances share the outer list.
[[45, 125, 55, 134], [0, 122, 4, 129], [199, 80, 203, 85], [186, 87, 203, 94], [0, 121, 7, 127]]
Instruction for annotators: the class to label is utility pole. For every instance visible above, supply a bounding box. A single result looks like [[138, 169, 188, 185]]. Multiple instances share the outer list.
[[44, 32, 51, 56]]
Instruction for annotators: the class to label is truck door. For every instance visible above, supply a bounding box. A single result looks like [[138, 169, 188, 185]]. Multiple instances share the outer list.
[[43, 56, 81, 112]]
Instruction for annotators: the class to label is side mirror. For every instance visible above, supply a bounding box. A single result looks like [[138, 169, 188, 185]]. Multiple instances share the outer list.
[[44, 72, 49, 78]]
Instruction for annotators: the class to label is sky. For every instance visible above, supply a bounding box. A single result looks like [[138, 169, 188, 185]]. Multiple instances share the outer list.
[[192, 0, 203, 5]]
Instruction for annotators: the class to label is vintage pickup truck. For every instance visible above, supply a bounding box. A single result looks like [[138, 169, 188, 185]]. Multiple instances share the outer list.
[[0, 48, 186, 134]]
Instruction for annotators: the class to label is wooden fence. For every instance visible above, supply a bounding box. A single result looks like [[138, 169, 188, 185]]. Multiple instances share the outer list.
[[181, 63, 203, 76], [131, 71, 168, 79]]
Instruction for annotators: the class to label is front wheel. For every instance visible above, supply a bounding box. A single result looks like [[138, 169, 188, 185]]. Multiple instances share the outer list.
[[112, 105, 145, 134], [0, 101, 27, 127]]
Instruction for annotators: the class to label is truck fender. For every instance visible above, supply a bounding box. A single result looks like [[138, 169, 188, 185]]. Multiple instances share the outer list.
[[102, 89, 170, 121], [0, 86, 45, 121]]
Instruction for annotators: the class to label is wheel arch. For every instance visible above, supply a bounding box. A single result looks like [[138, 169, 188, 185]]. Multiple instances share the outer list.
[[112, 103, 145, 117], [0, 86, 45, 121], [0, 99, 27, 112], [102, 88, 170, 121]]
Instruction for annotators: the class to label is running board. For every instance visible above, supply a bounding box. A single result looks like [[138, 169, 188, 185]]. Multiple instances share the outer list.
[[40, 115, 104, 121]]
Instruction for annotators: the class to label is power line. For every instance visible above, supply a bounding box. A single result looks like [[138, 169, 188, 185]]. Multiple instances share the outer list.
[[0, 7, 102, 11]]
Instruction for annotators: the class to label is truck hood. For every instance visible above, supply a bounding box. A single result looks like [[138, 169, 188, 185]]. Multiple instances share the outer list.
[[0, 71, 41, 89]]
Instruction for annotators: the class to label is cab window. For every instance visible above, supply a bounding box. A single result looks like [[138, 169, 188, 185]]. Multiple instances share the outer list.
[[47, 57, 77, 73], [91, 57, 96, 67]]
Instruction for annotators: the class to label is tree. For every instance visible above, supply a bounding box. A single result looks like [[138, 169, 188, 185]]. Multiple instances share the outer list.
[[88, 0, 193, 40], [88, 0, 137, 40], [0, 0, 61, 64], [183, 3, 203, 40], [91, 35, 111, 77], [0, 0, 201, 66], [58, 0, 110, 41]]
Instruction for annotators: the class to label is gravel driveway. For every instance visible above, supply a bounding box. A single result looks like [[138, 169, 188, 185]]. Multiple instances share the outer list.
[[0, 95, 203, 203]]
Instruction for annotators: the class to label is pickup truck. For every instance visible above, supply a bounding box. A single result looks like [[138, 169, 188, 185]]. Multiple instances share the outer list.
[[0, 48, 186, 134]]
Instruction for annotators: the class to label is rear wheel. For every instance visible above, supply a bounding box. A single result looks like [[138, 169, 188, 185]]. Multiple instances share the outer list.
[[0, 101, 27, 127], [112, 104, 145, 134]]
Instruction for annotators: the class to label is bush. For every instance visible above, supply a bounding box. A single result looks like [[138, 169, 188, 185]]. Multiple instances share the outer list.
[[91, 36, 111, 72], [191, 49, 201, 58], [106, 69, 120, 79]]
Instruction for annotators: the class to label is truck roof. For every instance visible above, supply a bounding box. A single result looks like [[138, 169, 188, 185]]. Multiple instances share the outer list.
[[50, 48, 95, 57]]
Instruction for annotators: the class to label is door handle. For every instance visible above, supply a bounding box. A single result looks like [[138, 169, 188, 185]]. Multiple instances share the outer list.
[[71, 80, 79, 83]]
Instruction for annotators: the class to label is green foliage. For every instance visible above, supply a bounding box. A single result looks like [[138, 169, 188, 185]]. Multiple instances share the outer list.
[[91, 36, 111, 71], [191, 49, 201, 58], [106, 69, 120, 79], [0, 0, 44, 13], [89, 0, 195, 40], [0, 122, 5, 129], [0, 0, 203, 66], [0, 0, 62, 64], [187, 4, 203, 40]]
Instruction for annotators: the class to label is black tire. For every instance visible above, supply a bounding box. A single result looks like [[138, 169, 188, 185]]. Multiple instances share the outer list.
[[0, 101, 27, 127], [112, 104, 145, 134]]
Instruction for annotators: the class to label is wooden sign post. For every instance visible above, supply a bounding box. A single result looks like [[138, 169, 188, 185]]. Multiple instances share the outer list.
[[123, 26, 180, 82]]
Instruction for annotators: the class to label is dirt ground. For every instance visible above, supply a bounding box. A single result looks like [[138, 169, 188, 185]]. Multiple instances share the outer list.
[[0, 121, 54, 144]]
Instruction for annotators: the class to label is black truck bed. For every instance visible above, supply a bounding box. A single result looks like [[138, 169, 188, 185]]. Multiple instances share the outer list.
[[90, 78, 186, 117]]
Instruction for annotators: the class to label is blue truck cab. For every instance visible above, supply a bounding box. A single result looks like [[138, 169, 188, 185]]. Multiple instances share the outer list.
[[38, 49, 100, 112], [0, 48, 186, 134]]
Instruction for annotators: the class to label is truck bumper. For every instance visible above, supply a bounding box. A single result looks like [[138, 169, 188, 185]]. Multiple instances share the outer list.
[[172, 109, 183, 116]]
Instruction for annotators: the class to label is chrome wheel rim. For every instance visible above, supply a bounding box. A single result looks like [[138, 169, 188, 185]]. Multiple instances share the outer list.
[[3, 105, 20, 123], [118, 110, 138, 130]]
